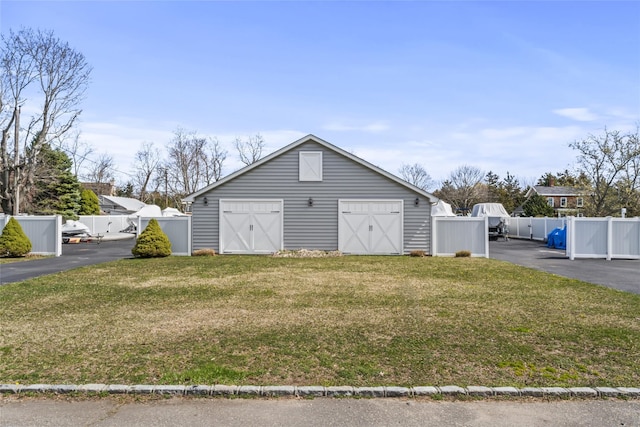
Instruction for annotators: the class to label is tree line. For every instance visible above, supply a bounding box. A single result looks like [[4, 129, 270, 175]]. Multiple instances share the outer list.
[[399, 126, 640, 218], [123, 130, 265, 208], [2, 28, 639, 219]]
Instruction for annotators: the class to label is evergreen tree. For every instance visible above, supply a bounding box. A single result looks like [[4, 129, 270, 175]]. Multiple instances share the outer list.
[[537, 170, 591, 187], [79, 189, 100, 215], [132, 218, 172, 258], [31, 144, 82, 219], [116, 182, 135, 198], [497, 172, 525, 214], [523, 193, 555, 217], [0, 217, 32, 257], [485, 171, 500, 203]]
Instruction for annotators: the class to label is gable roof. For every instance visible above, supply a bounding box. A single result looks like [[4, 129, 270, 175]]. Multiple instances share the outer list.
[[527, 185, 584, 197], [99, 195, 147, 212], [183, 134, 437, 203]]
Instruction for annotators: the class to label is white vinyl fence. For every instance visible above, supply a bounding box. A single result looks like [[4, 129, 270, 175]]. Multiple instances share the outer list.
[[78, 215, 192, 255], [78, 215, 132, 234], [1, 215, 62, 256], [137, 216, 192, 256], [566, 216, 640, 260], [509, 217, 567, 241], [432, 216, 489, 257]]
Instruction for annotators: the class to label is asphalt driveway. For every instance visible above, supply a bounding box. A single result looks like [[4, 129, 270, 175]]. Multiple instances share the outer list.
[[489, 238, 640, 295], [0, 239, 135, 285]]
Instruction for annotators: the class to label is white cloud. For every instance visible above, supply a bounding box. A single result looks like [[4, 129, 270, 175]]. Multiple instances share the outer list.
[[80, 120, 175, 180], [359, 124, 589, 185], [210, 129, 308, 173], [78, 120, 309, 182], [553, 108, 599, 122], [323, 121, 390, 133], [480, 127, 528, 140], [214, 129, 307, 153]]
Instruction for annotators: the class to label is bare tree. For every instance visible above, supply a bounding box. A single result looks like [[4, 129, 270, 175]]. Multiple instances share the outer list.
[[163, 128, 227, 200], [399, 163, 434, 191], [132, 141, 161, 203], [0, 28, 91, 214], [234, 134, 264, 166], [203, 137, 227, 183], [434, 165, 485, 214], [58, 130, 93, 177], [569, 127, 640, 216], [83, 153, 115, 184]]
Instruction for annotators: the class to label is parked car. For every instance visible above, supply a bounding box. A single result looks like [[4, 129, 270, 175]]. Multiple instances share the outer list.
[[471, 203, 510, 240]]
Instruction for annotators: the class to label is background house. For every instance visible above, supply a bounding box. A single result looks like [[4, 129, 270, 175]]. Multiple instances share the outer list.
[[81, 181, 116, 197], [184, 135, 437, 255], [98, 195, 147, 215], [525, 184, 585, 217]]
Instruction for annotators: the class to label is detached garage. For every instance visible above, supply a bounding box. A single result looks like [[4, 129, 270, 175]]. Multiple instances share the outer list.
[[184, 135, 437, 255], [219, 199, 283, 254], [338, 200, 403, 254]]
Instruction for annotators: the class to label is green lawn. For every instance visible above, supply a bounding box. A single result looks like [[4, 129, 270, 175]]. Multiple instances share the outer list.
[[1, 255, 638, 387], [0, 254, 48, 264]]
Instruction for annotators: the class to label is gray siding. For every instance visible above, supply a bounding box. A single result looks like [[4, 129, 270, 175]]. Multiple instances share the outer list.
[[192, 140, 431, 254]]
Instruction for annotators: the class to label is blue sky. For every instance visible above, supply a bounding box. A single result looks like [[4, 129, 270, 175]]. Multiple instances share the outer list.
[[2, 1, 639, 189]]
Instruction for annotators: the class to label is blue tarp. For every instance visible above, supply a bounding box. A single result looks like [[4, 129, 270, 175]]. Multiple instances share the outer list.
[[547, 226, 566, 250]]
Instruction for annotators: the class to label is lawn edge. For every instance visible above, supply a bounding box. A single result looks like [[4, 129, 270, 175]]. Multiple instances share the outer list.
[[1, 384, 638, 399]]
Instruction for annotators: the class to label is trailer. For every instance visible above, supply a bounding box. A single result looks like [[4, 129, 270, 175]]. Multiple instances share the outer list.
[[471, 203, 510, 240]]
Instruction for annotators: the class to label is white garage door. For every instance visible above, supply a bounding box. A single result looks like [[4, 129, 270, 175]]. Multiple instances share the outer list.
[[220, 200, 283, 254], [338, 200, 403, 254]]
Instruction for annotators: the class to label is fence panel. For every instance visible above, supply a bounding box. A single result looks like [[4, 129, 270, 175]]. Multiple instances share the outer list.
[[567, 217, 640, 260], [509, 217, 567, 241], [1, 215, 61, 256], [431, 216, 488, 257], [509, 217, 530, 239], [544, 218, 565, 234], [138, 216, 192, 256], [78, 215, 131, 235], [612, 219, 640, 259]]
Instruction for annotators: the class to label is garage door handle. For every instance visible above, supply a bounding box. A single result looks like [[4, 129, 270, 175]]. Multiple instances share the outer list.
[[369, 225, 373, 231], [250, 225, 253, 231]]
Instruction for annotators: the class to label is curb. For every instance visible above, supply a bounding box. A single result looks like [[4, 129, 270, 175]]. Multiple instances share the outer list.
[[1, 384, 639, 399]]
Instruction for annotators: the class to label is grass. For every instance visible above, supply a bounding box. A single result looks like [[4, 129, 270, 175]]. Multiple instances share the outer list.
[[0, 254, 48, 264], [1, 255, 639, 388]]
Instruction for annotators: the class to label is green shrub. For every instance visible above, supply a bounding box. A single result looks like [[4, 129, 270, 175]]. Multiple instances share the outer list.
[[79, 189, 101, 215], [131, 218, 171, 258], [0, 217, 32, 257], [455, 250, 471, 258]]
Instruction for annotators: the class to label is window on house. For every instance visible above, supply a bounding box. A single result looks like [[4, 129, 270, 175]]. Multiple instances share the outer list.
[[560, 197, 567, 207], [547, 197, 554, 207], [576, 197, 583, 208], [299, 151, 323, 181]]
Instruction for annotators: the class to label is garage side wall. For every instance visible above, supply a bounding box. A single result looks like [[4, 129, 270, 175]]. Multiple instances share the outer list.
[[191, 141, 431, 254]]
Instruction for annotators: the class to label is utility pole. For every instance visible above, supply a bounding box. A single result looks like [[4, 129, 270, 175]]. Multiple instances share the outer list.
[[164, 167, 168, 208], [13, 106, 20, 216]]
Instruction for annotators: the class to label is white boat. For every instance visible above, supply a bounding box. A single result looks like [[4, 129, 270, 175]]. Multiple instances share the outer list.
[[61, 220, 91, 237], [62, 220, 135, 243]]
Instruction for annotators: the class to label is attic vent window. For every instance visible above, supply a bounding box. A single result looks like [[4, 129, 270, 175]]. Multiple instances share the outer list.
[[299, 151, 323, 182]]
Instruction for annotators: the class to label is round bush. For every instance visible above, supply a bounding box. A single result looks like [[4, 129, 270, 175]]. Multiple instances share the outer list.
[[131, 218, 172, 258], [0, 217, 32, 257]]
